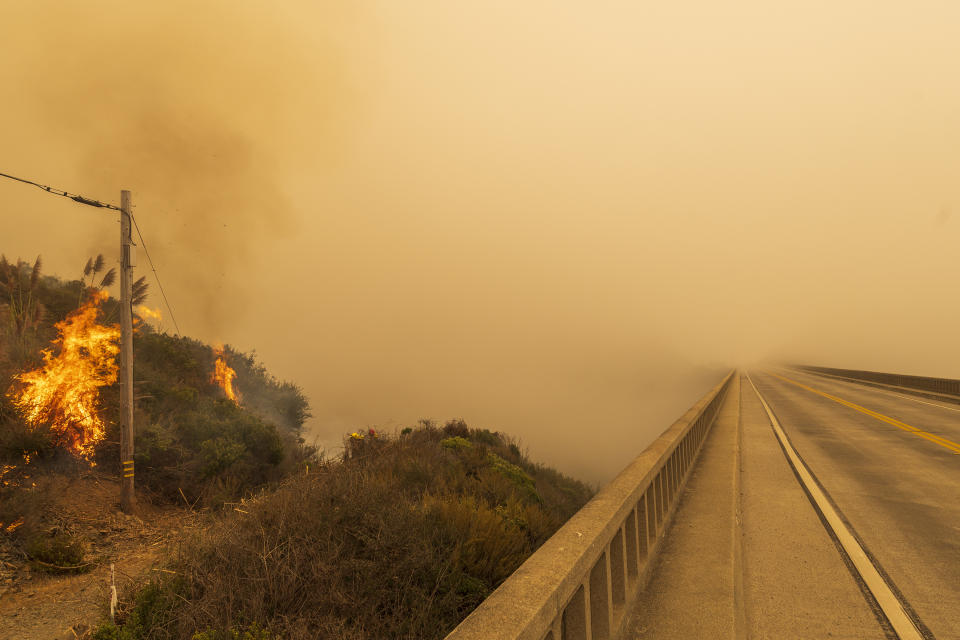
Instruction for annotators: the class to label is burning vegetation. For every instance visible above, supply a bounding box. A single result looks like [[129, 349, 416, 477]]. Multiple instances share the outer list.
[[0, 259, 594, 639], [0, 260, 315, 633], [10, 290, 119, 460], [135, 304, 162, 325], [212, 345, 241, 404]]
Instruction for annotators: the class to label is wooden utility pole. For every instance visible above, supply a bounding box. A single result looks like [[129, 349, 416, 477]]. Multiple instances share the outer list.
[[119, 190, 136, 512]]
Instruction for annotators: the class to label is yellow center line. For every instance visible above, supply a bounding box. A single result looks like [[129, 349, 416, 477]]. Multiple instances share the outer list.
[[768, 371, 960, 455]]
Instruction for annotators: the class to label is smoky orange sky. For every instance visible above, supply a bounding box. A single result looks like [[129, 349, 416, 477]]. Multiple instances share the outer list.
[[2, 2, 959, 483]]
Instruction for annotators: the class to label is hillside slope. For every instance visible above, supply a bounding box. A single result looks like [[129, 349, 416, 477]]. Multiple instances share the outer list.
[[1, 257, 594, 638], [97, 422, 593, 640]]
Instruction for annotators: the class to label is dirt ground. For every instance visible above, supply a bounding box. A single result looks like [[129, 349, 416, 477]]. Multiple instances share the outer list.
[[0, 472, 196, 640]]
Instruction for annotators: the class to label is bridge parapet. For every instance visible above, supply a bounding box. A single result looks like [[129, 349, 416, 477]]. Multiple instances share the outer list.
[[796, 365, 960, 399], [444, 370, 735, 640]]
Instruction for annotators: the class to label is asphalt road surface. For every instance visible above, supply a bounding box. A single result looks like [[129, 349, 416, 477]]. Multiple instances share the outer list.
[[751, 369, 959, 639], [628, 370, 958, 639]]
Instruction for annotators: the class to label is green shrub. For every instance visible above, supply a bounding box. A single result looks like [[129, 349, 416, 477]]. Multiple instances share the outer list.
[[117, 331, 312, 506], [92, 577, 187, 640], [472, 429, 500, 447], [123, 393, 293, 506], [487, 453, 537, 496], [192, 624, 275, 640], [440, 436, 472, 451], [27, 531, 87, 572]]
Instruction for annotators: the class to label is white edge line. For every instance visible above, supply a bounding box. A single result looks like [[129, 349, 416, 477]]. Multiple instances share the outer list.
[[882, 392, 960, 414], [746, 372, 924, 640]]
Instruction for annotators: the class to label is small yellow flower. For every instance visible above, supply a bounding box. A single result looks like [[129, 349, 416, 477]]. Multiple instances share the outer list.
[[349, 432, 365, 440]]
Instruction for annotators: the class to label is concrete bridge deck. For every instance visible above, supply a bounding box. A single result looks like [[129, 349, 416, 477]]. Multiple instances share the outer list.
[[628, 370, 959, 639]]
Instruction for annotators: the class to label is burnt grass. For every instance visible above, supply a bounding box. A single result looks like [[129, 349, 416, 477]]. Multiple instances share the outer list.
[[95, 421, 593, 640]]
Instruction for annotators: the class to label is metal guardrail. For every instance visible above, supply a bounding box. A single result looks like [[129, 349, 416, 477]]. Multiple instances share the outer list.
[[444, 370, 735, 640], [796, 365, 960, 398]]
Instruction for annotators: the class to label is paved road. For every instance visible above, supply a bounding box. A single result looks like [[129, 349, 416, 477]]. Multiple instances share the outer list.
[[628, 370, 959, 639], [752, 369, 960, 639]]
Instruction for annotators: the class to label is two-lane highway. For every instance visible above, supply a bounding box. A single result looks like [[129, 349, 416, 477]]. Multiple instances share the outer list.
[[751, 369, 960, 639]]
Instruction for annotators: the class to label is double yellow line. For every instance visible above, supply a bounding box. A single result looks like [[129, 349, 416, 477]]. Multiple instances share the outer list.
[[770, 371, 960, 455]]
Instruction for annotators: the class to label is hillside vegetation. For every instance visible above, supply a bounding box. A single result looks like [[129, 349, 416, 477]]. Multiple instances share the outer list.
[[0, 255, 593, 639], [1, 255, 311, 556], [95, 422, 592, 640]]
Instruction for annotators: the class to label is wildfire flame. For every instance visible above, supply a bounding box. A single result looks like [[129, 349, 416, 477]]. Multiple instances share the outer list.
[[11, 290, 119, 460], [212, 345, 240, 404], [135, 304, 162, 324]]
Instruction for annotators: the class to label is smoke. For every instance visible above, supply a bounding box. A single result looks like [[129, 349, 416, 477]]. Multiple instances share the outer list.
[[0, 0, 355, 331], [3, 2, 960, 484]]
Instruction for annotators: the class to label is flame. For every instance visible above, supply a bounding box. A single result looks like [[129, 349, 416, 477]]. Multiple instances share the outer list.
[[11, 290, 119, 460], [3, 517, 24, 533], [212, 345, 240, 404], [135, 304, 162, 324]]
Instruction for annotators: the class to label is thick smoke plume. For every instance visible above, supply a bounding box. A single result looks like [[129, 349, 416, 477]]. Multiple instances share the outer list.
[[4, 2, 959, 483]]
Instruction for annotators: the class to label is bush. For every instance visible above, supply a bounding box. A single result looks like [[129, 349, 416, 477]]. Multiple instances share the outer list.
[[92, 577, 188, 640], [0, 418, 54, 462], [27, 531, 87, 572], [192, 625, 275, 640], [3, 267, 313, 510], [99, 423, 593, 639], [0, 473, 54, 541], [442, 419, 470, 438], [440, 436, 472, 451], [126, 400, 295, 506], [486, 452, 539, 503], [118, 333, 313, 506]]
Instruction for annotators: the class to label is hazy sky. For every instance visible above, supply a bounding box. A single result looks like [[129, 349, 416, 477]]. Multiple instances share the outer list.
[[2, 2, 959, 482]]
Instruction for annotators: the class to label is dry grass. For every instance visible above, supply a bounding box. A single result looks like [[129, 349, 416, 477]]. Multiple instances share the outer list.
[[98, 422, 593, 639]]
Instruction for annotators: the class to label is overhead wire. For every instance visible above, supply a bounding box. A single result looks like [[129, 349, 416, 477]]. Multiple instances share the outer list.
[[129, 212, 182, 336], [1, 168, 182, 335], [0, 170, 121, 210]]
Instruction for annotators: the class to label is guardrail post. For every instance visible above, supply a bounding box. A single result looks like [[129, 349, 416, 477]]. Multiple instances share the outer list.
[[563, 583, 590, 640], [665, 459, 673, 506], [656, 471, 665, 531], [624, 507, 639, 583], [639, 494, 650, 560], [589, 550, 612, 640], [611, 526, 627, 608], [671, 455, 678, 497]]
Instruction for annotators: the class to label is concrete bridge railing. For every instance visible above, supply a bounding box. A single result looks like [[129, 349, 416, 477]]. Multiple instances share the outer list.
[[444, 370, 735, 640], [796, 365, 960, 398]]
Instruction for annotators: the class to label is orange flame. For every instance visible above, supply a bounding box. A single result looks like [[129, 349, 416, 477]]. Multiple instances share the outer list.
[[135, 304, 162, 324], [11, 290, 119, 460], [212, 345, 240, 404]]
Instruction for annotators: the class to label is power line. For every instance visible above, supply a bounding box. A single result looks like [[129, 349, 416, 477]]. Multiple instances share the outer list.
[[0, 170, 121, 211], [1, 168, 182, 336], [129, 213, 182, 336]]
